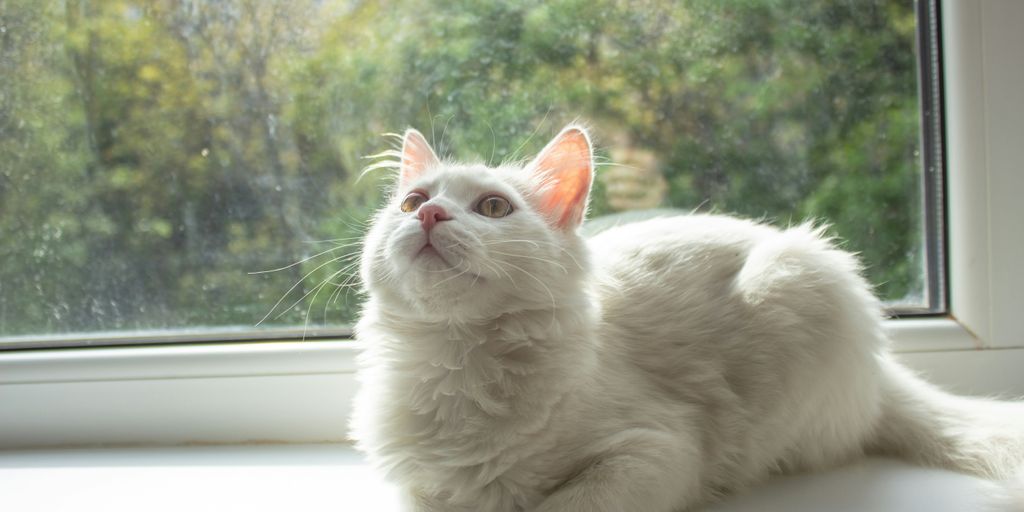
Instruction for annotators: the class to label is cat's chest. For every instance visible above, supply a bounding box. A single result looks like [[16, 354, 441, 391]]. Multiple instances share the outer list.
[[371, 365, 581, 508], [383, 365, 560, 460], [354, 317, 594, 507], [407, 423, 572, 511]]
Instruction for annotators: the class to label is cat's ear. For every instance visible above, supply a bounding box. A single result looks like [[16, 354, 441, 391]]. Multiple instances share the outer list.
[[399, 128, 440, 187], [526, 125, 594, 230]]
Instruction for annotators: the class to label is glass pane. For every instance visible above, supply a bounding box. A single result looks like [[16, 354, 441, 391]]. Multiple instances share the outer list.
[[0, 0, 931, 345]]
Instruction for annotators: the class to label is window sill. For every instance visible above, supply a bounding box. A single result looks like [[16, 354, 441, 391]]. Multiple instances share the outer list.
[[0, 316, 994, 384], [0, 444, 997, 512], [1, 317, 1021, 449]]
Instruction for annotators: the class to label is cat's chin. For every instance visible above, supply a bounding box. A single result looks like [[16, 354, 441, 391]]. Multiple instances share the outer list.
[[382, 263, 522, 322], [398, 256, 485, 298], [391, 288, 508, 324], [412, 243, 458, 270], [416, 243, 445, 261]]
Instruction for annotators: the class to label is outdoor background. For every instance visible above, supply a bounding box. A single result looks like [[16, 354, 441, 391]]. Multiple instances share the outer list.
[[0, 0, 924, 338]]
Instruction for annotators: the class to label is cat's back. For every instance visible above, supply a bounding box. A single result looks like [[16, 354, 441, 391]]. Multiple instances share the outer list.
[[586, 214, 774, 386], [587, 214, 776, 307], [587, 213, 873, 343], [586, 212, 880, 391], [584, 213, 884, 477]]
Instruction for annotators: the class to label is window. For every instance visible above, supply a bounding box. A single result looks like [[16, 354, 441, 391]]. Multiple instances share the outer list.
[[2, 0, 1023, 450], [1, 0, 942, 349]]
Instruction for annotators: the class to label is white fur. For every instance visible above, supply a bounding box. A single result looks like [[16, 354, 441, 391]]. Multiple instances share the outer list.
[[350, 128, 1024, 511]]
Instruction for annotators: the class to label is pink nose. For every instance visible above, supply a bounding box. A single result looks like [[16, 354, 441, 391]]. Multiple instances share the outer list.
[[418, 204, 451, 232]]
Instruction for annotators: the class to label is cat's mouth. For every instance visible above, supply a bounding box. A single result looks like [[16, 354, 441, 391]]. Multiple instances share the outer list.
[[416, 242, 452, 265]]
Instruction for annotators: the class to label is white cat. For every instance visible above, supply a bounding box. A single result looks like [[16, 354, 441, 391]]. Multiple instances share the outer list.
[[350, 125, 1024, 511]]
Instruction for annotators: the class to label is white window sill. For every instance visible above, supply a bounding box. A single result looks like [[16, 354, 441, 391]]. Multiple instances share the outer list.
[[0, 444, 997, 512], [1, 317, 1023, 449]]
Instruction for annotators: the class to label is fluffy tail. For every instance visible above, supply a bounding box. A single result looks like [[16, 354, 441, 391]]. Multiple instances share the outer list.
[[869, 356, 1024, 509]]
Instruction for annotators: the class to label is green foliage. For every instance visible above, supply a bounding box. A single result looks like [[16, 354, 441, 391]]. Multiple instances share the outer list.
[[0, 0, 924, 337]]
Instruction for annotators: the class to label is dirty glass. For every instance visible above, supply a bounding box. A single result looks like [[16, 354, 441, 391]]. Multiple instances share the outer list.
[[0, 0, 933, 347]]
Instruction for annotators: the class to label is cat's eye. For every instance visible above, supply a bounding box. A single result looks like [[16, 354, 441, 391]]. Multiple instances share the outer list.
[[400, 192, 428, 213], [475, 195, 513, 218]]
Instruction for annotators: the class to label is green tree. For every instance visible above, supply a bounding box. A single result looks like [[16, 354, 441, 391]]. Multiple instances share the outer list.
[[0, 0, 927, 338]]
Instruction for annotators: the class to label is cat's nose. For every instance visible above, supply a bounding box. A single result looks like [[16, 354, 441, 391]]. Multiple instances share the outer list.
[[418, 204, 451, 232]]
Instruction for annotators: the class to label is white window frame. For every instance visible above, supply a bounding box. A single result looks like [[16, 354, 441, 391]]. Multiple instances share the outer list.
[[1, 0, 1022, 449]]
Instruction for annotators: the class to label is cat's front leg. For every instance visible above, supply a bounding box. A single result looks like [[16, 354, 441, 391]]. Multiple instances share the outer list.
[[400, 487, 489, 512], [533, 429, 701, 512], [400, 488, 453, 512]]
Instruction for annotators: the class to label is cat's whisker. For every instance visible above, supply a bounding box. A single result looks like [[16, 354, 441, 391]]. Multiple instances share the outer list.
[[439, 113, 455, 155], [255, 254, 352, 327], [481, 239, 540, 249], [337, 266, 365, 296], [303, 220, 369, 245], [358, 149, 403, 183], [302, 265, 350, 340], [301, 236, 362, 244], [318, 242, 365, 256], [364, 148, 403, 161], [432, 259, 471, 288], [469, 263, 484, 288], [324, 282, 345, 324], [591, 159, 640, 172], [489, 250, 569, 274], [248, 244, 356, 275], [424, 267, 456, 273], [495, 259, 558, 324], [316, 275, 349, 328], [427, 100, 437, 151], [326, 260, 362, 285], [322, 263, 362, 326], [339, 210, 373, 227], [280, 264, 351, 326], [301, 236, 364, 246], [338, 250, 364, 261], [480, 259, 514, 285], [465, 257, 505, 284], [486, 121, 497, 167], [504, 108, 551, 164], [317, 253, 362, 275], [482, 239, 584, 270], [328, 286, 347, 310], [336, 258, 364, 277], [321, 261, 365, 321], [689, 198, 712, 215]]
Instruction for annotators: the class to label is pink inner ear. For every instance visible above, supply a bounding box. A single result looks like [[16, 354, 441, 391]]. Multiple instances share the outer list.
[[531, 128, 593, 229], [400, 129, 439, 186]]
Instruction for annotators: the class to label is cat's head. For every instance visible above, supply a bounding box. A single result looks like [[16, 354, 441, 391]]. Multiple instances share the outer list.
[[360, 125, 594, 322]]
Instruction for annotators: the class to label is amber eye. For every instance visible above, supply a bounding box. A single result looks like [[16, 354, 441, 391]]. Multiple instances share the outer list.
[[400, 192, 427, 213], [475, 195, 513, 218]]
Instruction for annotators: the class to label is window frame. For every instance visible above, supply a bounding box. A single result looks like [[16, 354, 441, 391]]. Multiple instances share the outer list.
[[1, 0, 1023, 449], [913, 0, 948, 316]]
